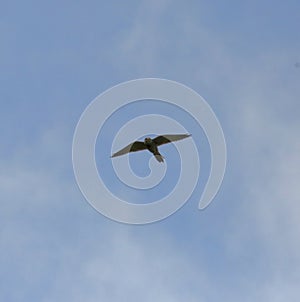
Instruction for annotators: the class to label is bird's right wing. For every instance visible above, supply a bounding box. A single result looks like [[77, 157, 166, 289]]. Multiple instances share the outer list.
[[153, 134, 191, 146], [111, 141, 147, 158]]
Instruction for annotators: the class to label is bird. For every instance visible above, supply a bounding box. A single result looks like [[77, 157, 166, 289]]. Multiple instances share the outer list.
[[111, 134, 191, 163]]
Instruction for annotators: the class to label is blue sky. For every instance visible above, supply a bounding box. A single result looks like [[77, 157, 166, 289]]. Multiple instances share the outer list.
[[1, 0, 300, 301]]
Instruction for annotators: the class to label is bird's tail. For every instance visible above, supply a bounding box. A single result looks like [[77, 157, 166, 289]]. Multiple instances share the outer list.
[[154, 153, 164, 163]]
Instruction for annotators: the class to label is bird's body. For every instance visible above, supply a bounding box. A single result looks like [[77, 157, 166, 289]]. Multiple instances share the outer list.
[[144, 137, 164, 162], [111, 134, 191, 163]]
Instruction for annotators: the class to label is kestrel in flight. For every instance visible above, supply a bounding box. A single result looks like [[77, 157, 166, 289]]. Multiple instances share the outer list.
[[111, 134, 191, 163]]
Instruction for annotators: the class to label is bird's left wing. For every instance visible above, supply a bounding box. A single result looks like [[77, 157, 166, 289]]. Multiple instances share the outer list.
[[111, 141, 147, 158], [153, 134, 191, 146]]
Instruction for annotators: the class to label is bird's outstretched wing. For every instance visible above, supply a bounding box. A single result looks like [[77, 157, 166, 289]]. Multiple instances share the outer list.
[[111, 141, 147, 158], [153, 134, 191, 146]]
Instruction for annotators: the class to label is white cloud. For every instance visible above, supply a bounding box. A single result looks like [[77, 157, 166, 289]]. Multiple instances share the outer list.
[[2, 2, 300, 300], [42, 228, 210, 302], [224, 61, 300, 300], [0, 125, 210, 302]]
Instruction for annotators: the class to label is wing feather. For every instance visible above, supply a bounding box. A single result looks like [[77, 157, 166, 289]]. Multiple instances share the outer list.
[[152, 134, 191, 146], [111, 141, 147, 158]]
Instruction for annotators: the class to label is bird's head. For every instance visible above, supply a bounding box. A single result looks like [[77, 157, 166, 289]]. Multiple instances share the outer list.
[[144, 137, 152, 144]]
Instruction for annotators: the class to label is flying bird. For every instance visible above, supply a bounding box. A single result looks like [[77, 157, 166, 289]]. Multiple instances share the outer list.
[[111, 134, 191, 163]]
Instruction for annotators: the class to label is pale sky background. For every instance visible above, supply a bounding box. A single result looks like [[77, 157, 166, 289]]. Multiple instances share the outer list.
[[1, 1, 300, 301]]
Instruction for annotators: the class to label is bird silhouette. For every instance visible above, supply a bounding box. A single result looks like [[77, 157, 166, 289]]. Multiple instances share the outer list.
[[111, 134, 191, 163]]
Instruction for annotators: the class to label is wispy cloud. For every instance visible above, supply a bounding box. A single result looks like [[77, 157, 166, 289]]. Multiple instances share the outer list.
[[1, 1, 300, 301]]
